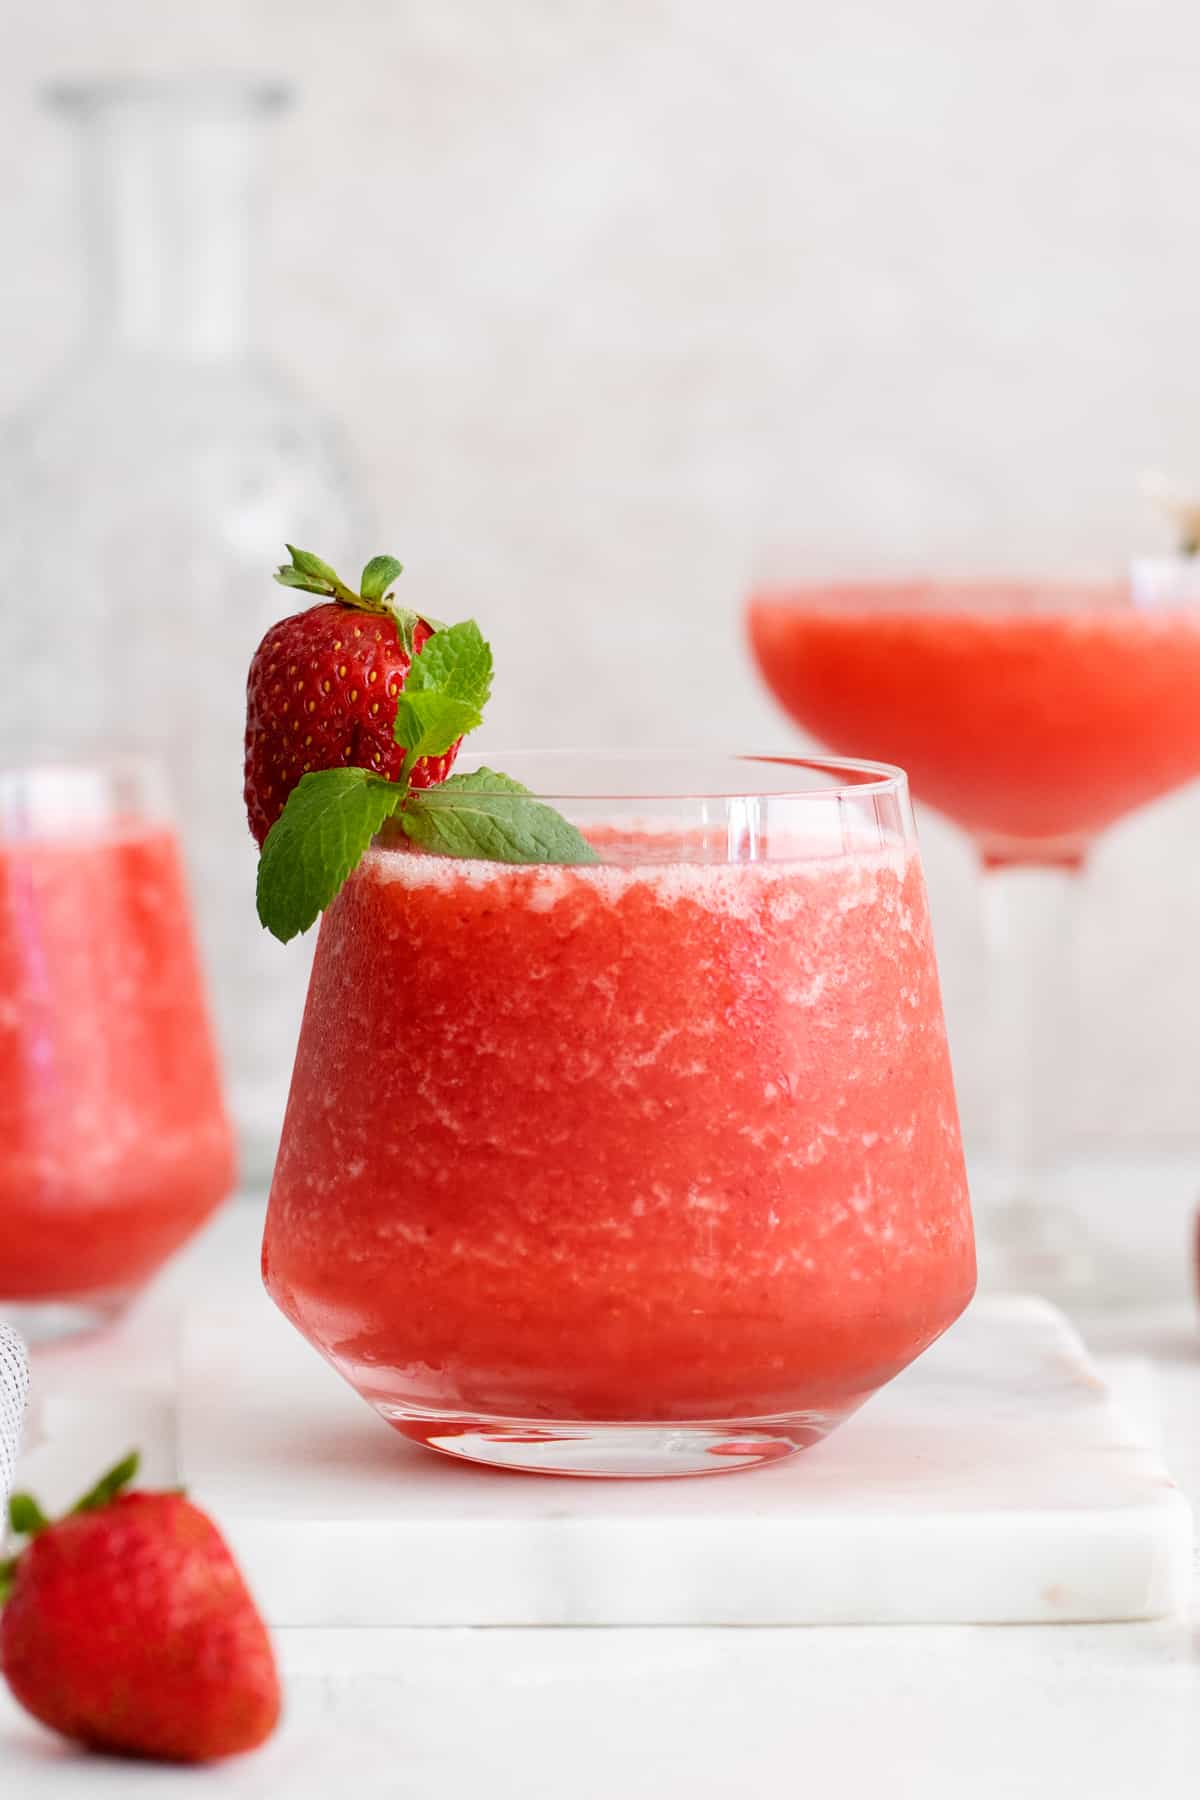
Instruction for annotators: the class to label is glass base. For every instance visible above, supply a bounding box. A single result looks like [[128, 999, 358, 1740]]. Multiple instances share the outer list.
[[0, 1290, 132, 1346], [376, 1402, 851, 1478]]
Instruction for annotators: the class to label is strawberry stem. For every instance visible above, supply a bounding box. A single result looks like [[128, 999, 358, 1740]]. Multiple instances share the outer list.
[[7, 1493, 49, 1537], [0, 1451, 142, 1606], [272, 546, 445, 656], [3, 1448, 139, 1548], [69, 1450, 140, 1516], [0, 1495, 49, 1604]]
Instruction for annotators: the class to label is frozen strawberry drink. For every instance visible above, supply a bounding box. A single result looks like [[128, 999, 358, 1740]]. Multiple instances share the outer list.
[[747, 577, 1200, 1302], [263, 753, 974, 1475], [0, 763, 235, 1337], [748, 581, 1200, 864]]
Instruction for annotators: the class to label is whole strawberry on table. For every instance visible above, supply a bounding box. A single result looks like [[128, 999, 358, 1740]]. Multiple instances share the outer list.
[[1, 1452, 280, 1763]]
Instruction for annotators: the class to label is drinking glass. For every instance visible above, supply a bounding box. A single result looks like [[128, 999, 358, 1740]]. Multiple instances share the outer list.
[[747, 580, 1200, 1301], [263, 752, 975, 1478], [0, 760, 236, 1341]]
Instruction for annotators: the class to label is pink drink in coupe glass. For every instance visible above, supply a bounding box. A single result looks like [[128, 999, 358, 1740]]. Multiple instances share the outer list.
[[748, 581, 1200, 865], [748, 580, 1200, 1301], [263, 754, 974, 1477], [0, 764, 235, 1335]]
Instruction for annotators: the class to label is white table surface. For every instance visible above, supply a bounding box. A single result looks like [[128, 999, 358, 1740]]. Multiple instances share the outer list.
[[3, 1182, 1200, 1800]]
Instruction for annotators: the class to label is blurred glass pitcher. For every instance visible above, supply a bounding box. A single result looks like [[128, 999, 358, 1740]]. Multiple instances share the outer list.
[[0, 78, 369, 1181]]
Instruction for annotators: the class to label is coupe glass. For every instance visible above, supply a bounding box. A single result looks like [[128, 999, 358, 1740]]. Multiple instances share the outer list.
[[0, 760, 236, 1341], [747, 580, 1200, 1302], [263, 752, 975, 1478]]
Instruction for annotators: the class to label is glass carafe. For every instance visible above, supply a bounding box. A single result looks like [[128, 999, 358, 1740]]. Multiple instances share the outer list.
[[0, 79, 369, 1181]]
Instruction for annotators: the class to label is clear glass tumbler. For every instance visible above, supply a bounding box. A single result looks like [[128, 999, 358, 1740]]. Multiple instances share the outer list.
[[0, 760, 236, 1341], [263, 752, 975, 1477]]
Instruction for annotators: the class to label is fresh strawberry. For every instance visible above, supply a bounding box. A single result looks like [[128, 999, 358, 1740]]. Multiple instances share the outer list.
[[244, 546, 458, 846], [0, 1453, 280, 1764]]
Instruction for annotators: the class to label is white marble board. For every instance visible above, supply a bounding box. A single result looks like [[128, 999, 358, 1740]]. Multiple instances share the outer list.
[[164, 1291, 1193, 1628]]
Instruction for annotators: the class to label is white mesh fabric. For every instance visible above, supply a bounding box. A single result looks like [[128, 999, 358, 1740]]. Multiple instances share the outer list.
[[0, 1325, 29, 1509]]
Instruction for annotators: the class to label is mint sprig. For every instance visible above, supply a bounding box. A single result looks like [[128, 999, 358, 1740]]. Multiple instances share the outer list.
[[257, 768, 401, 942], [401, 769, 597, 866], [256, 593, 597, 943], [393, 619, 493, 776]]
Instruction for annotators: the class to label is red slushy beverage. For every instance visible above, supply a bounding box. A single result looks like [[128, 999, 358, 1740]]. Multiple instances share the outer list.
[[0, 792, 234, 1326], [264, 799, 974, 1474], [749, 582, 1200, 864]]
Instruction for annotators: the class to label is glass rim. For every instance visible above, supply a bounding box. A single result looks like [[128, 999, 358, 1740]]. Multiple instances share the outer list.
[[454, 749, 908, 803], [0, 754, 171, 832], [748, 575, 1131, 613], [0, 750, 165, 782], [44, 75, 292, 114]]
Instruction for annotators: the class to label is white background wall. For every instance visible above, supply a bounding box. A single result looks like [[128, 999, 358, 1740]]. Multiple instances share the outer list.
[[3, 0, 1199, 1152]]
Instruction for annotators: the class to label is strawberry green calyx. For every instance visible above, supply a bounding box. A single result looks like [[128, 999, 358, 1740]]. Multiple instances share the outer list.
[[0, 1452, 140, 1602], [68, 1450, 140, 1517], [359, 554, 406, 601], [273, 545, 361, 606], [272, 544, 444, 656]]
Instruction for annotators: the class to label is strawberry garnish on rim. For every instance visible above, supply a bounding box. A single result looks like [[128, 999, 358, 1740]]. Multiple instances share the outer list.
[[249, 542, 598, 944], [244, 546, 455, 847]]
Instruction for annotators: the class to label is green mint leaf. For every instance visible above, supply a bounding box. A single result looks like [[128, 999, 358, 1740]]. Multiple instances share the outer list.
[[400, 768, 599, 866], [360, 554, 404, 601], [393, 691, 485, 768], [8, 1493, 50, 1537], [394, 619, 493, 773], [257, 768, 401, 943], [404, 619, 493, 706], [69, 1451, 140, 1517]]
